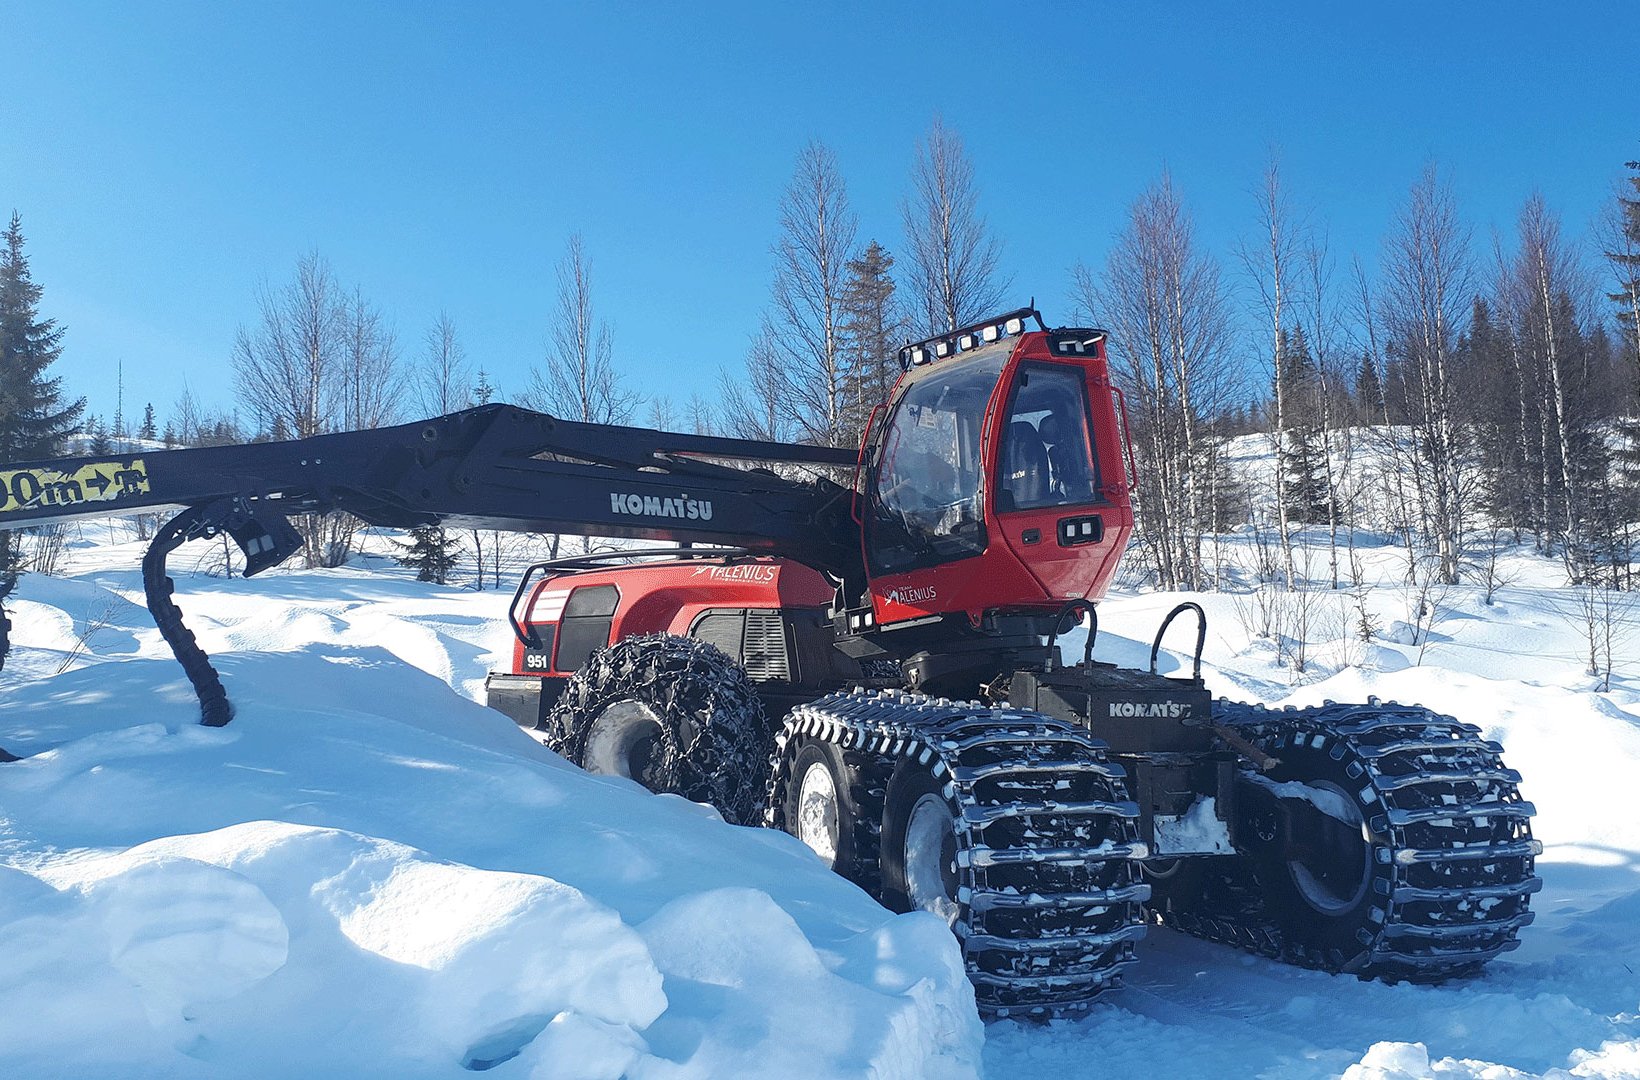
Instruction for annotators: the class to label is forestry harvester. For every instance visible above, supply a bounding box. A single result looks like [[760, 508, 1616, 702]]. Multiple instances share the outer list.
[[0, 308, 1540, 1016]]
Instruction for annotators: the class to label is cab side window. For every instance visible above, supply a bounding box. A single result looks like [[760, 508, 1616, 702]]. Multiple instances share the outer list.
[[997, 364, 1100, 512]]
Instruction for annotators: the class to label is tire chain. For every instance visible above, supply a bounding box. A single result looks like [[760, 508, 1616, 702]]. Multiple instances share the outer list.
[[768, 688, 1151, 1018], [1162, 697, 1542, 980], [545, 634, 775, 826]]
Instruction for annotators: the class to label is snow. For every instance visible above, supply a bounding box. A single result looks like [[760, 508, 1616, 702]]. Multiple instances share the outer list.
[[4, 517, 1640, 1078], [0, 525, 982, 1079], [1152, 796, 1235, 856]]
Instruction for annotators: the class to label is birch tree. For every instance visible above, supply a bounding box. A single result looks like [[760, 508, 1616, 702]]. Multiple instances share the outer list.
[[1378, 165, 1472, 585], [417, 312, 472, 416], [1072, 173, 1235, 590], [523, 234, 637, 558], [902, 117, 1007, 335], [1237, 158, 1302, 585], [339, 287, 401, 430], [760, 140, 857, 448], [231, 251, 368, 567], [524, 233, 637, 426]]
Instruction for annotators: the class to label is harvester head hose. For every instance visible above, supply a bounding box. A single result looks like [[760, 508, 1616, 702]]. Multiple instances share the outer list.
[[1149, 601, 1207, 682], [142, 502, 238, 728]]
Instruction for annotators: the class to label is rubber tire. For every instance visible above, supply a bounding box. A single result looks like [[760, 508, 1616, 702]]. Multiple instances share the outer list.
[[1249, 740, 1393, 970], [879, 760, 963, 919], [781, 739, 862, 874], [542, 633, 773, 826]]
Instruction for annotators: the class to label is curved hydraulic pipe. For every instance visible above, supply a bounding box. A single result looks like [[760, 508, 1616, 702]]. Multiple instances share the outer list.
[[143, 504, 235, 727]]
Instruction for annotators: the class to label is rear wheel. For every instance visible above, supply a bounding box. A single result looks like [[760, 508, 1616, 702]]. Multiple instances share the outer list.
[[542, 633, 773, 825], [1250, 743, 1389, 966]]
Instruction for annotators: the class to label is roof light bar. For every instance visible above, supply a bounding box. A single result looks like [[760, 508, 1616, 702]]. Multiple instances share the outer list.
[[895, 306, 1050, 370]]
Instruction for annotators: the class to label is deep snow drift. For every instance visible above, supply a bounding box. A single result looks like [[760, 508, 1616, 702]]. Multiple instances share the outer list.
[[2, 519, 1639, 1079], [0, 528, 980, 1079]]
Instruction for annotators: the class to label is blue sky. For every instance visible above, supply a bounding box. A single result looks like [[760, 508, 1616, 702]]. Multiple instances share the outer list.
[[2, 2, 1636, 428]]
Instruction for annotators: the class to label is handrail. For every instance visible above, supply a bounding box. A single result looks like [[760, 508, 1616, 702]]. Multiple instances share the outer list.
[[506, 546, 753, 648]]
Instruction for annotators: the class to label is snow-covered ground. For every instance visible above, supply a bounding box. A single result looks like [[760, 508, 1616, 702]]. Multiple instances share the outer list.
[[2, 519, 1639, 1078]]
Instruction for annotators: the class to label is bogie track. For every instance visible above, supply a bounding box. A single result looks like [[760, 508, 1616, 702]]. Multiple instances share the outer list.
[[1157, 698, 1542, 981], [769, 689, 1150, 1018]]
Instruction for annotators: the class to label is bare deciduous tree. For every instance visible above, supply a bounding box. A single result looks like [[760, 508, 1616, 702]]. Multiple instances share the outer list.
[[1073, 172, 1236, 591], [755, 140, 858, 448], [1378, 165, 1472, 584], [233, 251, 343, 440], [523, 234, 637, 559], [1237, 157, 1303, 586], [231, 251, 389, 567], [902, 116, 1007, 335], [524, 234, 637, 426], [417, 312, 472, 416], [340, 287, 401, 430]]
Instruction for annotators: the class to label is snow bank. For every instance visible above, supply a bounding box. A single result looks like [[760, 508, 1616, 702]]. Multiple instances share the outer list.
[[0, 574, 982, 1080]]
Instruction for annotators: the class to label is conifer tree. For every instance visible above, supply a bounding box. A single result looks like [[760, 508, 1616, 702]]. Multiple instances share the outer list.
[[139, 402, 157, 441], [1276, 327, 1332, 523], [395, 525, 462, 584], [1602, 158, 1640, 533], [0, 212, 85, 600], [0, 214, 84, 462], [838, 240, 901, 447], [87, 416, 111, 455]]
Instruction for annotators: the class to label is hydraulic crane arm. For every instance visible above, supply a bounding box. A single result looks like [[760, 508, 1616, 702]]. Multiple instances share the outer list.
[[0, 403, 861, 571], [0, 403, 862, 731]]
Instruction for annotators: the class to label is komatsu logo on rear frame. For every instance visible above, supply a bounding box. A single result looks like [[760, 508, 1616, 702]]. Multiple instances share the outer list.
[[1109, 701, 1192, 719], [609, 492, 714, 521]]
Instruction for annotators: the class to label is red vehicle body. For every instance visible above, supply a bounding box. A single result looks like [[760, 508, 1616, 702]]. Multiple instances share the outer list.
[[498, 322, 1136, 708]]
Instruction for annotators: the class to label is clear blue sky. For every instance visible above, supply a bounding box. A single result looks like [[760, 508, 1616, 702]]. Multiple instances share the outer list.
[[2, 2, 1635, 428]]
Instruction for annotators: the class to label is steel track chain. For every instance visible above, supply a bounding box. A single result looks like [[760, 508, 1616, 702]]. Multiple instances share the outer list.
[[769, 688, 1150, 1018], [1161, 697, 1542, 980]]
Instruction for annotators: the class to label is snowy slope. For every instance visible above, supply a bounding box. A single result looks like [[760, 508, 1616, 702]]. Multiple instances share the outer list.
[[0, 526, 981, 1079], [3, 520, 1640, 1078]]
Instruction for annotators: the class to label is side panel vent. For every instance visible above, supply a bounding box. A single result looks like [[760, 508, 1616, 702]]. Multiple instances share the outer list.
[[741, 609, 791, 682]]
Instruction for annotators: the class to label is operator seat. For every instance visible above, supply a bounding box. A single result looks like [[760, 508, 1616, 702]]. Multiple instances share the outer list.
[[1001, 421, 1050, 508], [1038, 412, 1091, 501]]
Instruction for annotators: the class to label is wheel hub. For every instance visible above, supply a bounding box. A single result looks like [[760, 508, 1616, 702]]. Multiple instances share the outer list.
[[904, 792, 959, 925], [796, 760, 840, 868], [1285, 779, 1373, 915], [583, 700, 663, 782]]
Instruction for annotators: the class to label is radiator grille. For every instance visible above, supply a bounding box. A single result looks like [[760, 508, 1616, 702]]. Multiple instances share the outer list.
[[741, 609, 791, 682]]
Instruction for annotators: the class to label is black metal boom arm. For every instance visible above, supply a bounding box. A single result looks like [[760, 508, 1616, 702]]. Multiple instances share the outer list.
[[0, 404, 862, 572], [0, 404, 864, 737]]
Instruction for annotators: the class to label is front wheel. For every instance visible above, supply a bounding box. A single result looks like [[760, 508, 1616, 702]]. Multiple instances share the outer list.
[[542, 633, 773, 825]]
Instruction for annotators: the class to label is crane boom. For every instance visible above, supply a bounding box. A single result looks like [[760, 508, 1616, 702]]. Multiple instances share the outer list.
[[0, 403, 862, 728], [0, 403, 862, 570]]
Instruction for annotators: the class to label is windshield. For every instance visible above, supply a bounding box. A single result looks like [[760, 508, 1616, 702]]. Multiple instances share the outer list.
[[867, 346, 1008, 574]]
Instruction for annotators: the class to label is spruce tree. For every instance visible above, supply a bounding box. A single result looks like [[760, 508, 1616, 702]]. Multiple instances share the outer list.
[[1353, 352, 1385, 425], [1276, 328, 1332, 524], [1604, 159, 1640, 536], [1607, 159, 1640, 355], [0, 213, 84, 462], [838, 240, 900, 446], [139, 402, 157, 441], [0, 212, 85, 602], [87, 416, 111, 455], [395, 525, 461, 584]]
